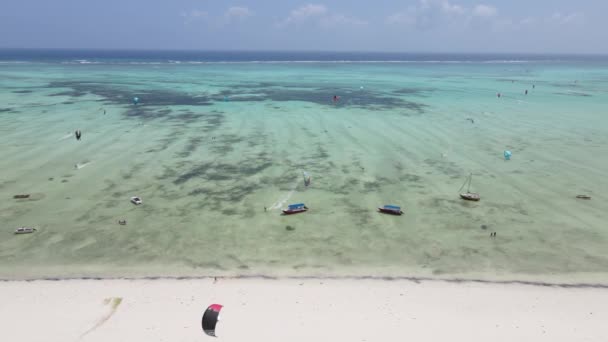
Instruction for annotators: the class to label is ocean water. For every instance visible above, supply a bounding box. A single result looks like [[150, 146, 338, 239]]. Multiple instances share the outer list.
[[1, 50, 608, 282]]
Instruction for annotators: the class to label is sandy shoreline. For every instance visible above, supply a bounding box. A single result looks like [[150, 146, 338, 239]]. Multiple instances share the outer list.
[[1, 278, 607, 342], [2, 273, 608, 289]]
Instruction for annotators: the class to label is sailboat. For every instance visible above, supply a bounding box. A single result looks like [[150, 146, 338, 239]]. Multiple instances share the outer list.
[[459, 173, 480, 201]]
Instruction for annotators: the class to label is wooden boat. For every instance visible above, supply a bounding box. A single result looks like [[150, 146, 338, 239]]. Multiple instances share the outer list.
[[576, 195, 591, 200], [378, 205, 403, 215], [282, 203, 308, 215], [13, 194, 30, 199], [130, 196, 142, 205], [15, 227, 37, 234], [459, 173, 480, 202]]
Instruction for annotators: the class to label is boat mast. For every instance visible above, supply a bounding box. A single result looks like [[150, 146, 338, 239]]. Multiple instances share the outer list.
[[458, 173, 473, 193]]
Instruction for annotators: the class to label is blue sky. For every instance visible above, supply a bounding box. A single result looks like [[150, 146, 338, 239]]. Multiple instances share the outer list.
[[1, 0, 606, 53]]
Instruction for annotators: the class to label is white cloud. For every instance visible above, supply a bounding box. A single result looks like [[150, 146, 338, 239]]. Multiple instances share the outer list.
[[320, 14, 367, 28], [491, 11, 584, 32], [417, 0, 464, 15], [282, 4, 327, 25], [279, 4, 365, 29], [180, 9, 208, 24], [181, 9, 208, 18], [550, 12, 583, 24], [441, 2, 465, 15], [181, 7, 253, 27], [473, 4, 497, 17], [225, 6, 253, 20], [386, 1, 467, 29]]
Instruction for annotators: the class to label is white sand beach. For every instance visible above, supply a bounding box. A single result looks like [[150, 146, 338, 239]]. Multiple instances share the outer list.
[[1, 278, 606, 342]]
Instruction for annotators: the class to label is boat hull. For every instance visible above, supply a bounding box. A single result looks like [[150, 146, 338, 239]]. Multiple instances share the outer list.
[[378, 208, 403, 215], [282, 208, 308, 215], [460, 193, 480, 201], [14, 228, 36, 234]]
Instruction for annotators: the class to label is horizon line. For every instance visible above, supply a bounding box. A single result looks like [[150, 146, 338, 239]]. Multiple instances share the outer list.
[[1, 47, 607, 56]]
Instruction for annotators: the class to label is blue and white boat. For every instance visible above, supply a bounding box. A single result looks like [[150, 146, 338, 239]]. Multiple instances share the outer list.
[[282, 203, 308, 215], [378, 205, 403, 215]]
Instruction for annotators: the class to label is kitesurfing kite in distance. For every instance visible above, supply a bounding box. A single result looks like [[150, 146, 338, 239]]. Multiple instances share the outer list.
[[202, 304, 223, 337]]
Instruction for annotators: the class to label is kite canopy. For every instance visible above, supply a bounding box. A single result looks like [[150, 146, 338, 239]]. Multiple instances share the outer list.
[[202, 304, 223, 337]]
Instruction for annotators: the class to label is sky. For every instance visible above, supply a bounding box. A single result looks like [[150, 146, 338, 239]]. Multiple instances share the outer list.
[[0, 0, 606, 53]]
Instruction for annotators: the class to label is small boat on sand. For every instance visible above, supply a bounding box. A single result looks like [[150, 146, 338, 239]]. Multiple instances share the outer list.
[[282, 203, 308, 215], [13, 194, 30, 199], [131, 196, 142, 205], [576, 195, 591, 200], [378, 205, 403, 215], [459, 173, 480, 202], [15, 227, 37, 234]]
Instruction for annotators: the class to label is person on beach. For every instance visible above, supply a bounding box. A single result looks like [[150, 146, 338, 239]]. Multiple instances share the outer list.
[[75, 130, 82, 141]]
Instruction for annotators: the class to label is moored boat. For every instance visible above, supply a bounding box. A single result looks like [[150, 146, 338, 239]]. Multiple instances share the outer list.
[[15, 227, 37, 234], [459, 173, 481, 202], [282, 203, 308, 215], [460, 192, 480, 201], [378, 205, 403, 215]]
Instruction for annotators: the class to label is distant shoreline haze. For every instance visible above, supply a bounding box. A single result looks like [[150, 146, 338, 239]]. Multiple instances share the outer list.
[[1, 49, 607, 63]]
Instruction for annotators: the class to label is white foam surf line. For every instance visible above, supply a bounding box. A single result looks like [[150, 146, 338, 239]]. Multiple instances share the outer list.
[[58, 133, 73, 141], [268, 178, 299, 210]]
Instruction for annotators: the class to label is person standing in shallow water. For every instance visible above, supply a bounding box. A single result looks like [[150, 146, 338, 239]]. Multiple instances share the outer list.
[[75, 130, 82, 141]]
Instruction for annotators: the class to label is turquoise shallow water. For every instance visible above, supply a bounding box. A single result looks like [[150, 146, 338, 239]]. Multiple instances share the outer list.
[[1, 54, 608, 282]]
